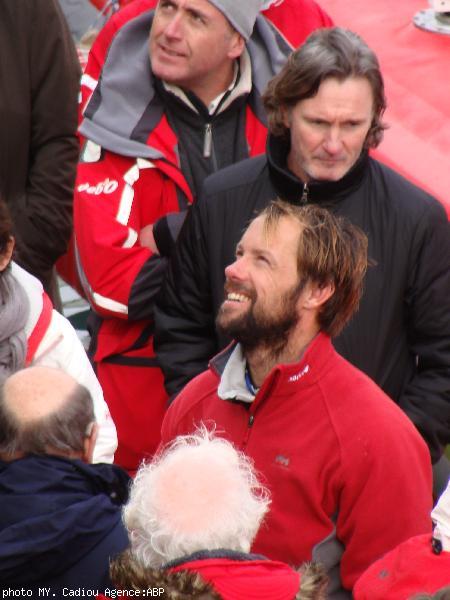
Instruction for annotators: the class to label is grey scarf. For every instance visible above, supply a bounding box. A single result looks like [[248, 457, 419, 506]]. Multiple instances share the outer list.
[[0, 269, 29, 383]]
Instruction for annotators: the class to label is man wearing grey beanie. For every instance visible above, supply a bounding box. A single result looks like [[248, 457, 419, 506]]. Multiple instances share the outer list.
[[74, 0, 332, 474]]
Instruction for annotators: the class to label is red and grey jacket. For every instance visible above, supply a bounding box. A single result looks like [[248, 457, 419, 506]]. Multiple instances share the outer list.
[[74, 4, 313, 365]]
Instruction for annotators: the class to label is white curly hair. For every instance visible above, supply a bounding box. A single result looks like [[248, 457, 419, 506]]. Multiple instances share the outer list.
[[123, 427, 271, 568]]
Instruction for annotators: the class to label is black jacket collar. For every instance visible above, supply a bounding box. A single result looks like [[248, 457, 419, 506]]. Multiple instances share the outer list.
[[267, 134, 369, 205]]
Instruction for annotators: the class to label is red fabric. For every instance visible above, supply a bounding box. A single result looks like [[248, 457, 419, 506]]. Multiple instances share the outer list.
[[263, 0, 333, 47], [319, 0, 450, 216], [25, 291, 53, 366], [97, 360, 167, 472], [74, 153, 181, 321], [170, 557, 301, 600], [56, 236, 86, 298], [161, 334, 433, 590], [353, 534, 450, 599]]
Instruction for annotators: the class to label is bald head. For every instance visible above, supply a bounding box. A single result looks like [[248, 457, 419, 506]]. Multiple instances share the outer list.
[[4, 366, 79, 425], [0, 367, 95, 461]]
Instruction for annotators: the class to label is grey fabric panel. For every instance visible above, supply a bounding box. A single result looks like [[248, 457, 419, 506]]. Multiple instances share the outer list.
[[312, 525, 350, 600], [81, 10, 159, 154], [247, 15, 292, 97], [80, 119, 165, 160]]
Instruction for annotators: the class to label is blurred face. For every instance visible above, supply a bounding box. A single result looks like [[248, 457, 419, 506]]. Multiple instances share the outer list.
[[216, 215, 305, 352], [284, 77, 374, 182], [149, 0, 244, 102]]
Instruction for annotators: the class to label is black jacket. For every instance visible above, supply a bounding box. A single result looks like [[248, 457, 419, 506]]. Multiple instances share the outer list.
[[0, 0, 80, 297], [0, 455, 130, 597], [154, 135, 450, 463]]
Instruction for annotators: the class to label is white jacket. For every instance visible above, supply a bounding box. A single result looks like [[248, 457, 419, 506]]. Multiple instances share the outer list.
[[12, 262, 117, 463]]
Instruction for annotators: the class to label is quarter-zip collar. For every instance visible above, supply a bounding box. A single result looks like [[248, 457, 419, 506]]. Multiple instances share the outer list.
[[266, 134, 369, 205], [211, 333, 335, 410], [161, 53, 250, 161], [218, 343, 255, 403]]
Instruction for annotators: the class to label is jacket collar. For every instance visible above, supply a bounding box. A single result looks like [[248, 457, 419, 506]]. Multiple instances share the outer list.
[[167, 550, 301, 600], [165, 549, 267, 568], [161, 51, 251, 118], [211, 333, 335, 403], [217, 343, 255, 404], [267, 134, 369, 204]]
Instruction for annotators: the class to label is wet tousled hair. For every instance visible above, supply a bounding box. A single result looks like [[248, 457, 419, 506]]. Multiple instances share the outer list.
[[263, 27, 387, 148], [259, 200, 368, 338]]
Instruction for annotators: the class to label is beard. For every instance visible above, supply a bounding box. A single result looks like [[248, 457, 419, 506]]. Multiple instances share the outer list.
[[216, 281, 304, 358]]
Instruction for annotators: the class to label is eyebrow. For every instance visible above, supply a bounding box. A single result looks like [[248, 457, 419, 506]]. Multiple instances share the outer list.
[[186, 6, 209, 20], [236, 242, 276, 264], [303, 113, 368, 125]]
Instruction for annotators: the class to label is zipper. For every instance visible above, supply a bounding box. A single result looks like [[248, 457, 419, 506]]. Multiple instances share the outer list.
[[241, 371, 280, 451], [300, 182, 309, 204], [203, 123, 212, 158]]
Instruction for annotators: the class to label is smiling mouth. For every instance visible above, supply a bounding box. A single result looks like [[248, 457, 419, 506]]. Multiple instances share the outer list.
[[226, 292, 250, 303]]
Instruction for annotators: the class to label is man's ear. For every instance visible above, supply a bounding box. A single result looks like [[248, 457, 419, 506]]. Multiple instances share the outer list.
[[0, 237, 15, 272], [300, 281, 335, 310], [228, 32, 245, 60], [83, 422, 99, 464]]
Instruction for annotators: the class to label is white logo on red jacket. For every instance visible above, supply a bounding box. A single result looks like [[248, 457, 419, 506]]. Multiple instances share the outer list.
[[77, 178, 119, 195], [288, 365, 310, 382]]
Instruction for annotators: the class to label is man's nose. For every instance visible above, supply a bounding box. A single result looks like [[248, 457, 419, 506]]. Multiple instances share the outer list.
[[323, 127, 343, 155], [164, 14, 183, 39], [225, 257, 247, 282]]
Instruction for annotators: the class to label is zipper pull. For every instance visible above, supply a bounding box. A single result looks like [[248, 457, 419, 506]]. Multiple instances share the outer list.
[[300, 182, 309, 204], [203, 123, 212, 158]]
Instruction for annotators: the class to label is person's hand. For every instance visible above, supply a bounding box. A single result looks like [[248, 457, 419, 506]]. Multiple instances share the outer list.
[[139, 224, 159, 254]]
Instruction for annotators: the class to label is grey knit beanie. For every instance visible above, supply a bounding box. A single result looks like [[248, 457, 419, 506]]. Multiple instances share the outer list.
[[208, 0, 268, 40]]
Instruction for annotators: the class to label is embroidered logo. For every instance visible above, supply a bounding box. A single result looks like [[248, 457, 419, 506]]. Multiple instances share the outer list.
[[275, 454, 290, 468], [288, 365, 310, 382], [77, 178, 119, 195]]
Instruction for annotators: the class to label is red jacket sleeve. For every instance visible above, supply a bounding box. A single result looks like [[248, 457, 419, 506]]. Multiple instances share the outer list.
[[74, 145, 179, 321]]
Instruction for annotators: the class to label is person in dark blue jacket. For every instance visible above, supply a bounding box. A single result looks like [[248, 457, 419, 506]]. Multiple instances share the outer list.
[[0, 366, 130, 597]]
